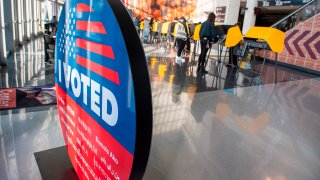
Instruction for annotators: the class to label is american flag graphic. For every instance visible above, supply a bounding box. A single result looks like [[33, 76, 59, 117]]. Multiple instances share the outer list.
[[55, 1, 139, 179], [58, 3, 120, 85]]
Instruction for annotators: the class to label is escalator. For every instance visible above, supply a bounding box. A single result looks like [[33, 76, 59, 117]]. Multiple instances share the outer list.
[[255, 0, 320, 30], [271, 0, 320, 31], [255, 6, 298, 27]]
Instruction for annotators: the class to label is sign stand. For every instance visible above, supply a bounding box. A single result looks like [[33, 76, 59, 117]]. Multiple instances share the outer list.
[[35, 146, 78, 180], [55, 0, 153, 179]]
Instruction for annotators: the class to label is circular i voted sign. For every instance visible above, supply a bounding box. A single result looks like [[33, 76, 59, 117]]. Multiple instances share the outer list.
[[55, 0, 152, 179]]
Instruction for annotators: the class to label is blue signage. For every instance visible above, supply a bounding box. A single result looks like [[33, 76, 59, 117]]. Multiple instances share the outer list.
[[55, 0, 152, 179]]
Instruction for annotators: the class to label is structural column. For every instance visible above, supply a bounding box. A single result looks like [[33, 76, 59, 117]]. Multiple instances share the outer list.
[[0, 0, 7, 60], [242, 0, 258, 34], [3, 0, 14, 55], [30, 0, 35, 36], [215, 0, 241, 25], [17, 0, 23, 43], [0, 0, 15, 61], [226, 0, 241, 25], [26, 0, 31, 38], [55, 0, 58, 18], [21, 0, 28, 41], [12, 0, 20, 46], [191, 0, 215, 23]]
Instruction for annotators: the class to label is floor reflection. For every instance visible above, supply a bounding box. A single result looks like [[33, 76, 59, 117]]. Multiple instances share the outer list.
[[144, 44, 320, 180], [0, 38, 55, 89], [146, 45, 317, 94], [0, 106, 64, 180], [146, 76, 320, 180]]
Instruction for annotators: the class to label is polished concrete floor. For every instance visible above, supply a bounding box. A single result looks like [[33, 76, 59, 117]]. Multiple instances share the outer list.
[[0, 106, 64, 180], [0, 42, 319, 179], [143, 45, 320, 179], [144, 77, 320, 180]]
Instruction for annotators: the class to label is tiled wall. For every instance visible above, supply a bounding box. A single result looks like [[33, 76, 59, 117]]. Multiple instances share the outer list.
[[260, 13, 320, 72]]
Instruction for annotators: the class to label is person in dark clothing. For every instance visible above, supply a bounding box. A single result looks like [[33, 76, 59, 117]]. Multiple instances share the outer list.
[[197, 13, 218, 74], [134, 17, 139, 27], [228, 45, 239, 67], [51, 16, 58, 26], [134, 16, 140, 33]]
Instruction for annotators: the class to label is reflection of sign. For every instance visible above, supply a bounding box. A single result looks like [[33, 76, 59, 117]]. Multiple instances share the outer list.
[[259, 0, 312, 7], [216, 6, 226, 23], [0, 89, 16, 109], [55, 0, 152, 179], [0, 87, 56, 110]]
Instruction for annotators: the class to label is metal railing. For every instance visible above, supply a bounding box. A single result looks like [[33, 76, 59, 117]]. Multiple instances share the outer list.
[[271, 0, 319, 31]]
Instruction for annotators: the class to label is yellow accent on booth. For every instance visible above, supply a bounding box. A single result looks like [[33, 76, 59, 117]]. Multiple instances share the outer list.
[[244, 27, 285, 53], [193, 24, 202, 41], [225, 26, 242, 47], [158, 64, 167, 79], [150, 58, 158, 70], [161, 22, 170, 34], [152, 22, 158, 32], [186, 23, 190, 35], [140, 20, 144, 30], [169, 75, 174, 87]]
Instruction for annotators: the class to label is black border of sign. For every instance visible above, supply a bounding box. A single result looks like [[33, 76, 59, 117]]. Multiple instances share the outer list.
[[106, 0, 153, 179]]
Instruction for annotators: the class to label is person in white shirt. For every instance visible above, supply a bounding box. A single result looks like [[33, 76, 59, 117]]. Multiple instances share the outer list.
[[174, 17, 190, 65]]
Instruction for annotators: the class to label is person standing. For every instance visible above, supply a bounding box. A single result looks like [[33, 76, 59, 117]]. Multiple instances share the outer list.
[[174, 17, 190, 65], [197, 13, 218, 74], [169, 17, 178, 43], [51, 16, 58, 26], [143, 17, 151, 43], [134, 16, 140, 32]]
